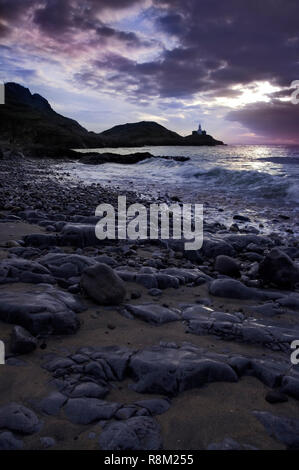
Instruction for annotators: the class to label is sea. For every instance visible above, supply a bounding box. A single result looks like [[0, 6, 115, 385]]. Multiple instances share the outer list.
[[58, 144, 299, 234]]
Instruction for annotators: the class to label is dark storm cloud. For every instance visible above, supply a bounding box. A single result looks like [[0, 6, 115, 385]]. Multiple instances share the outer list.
[[32, 0, 148, 48], [0, 0, 36, 37], [152, 0, 299, 91], [92, 48, 211, 100], [33, 0, 72, 34], [73, 0, 299, 102], [1, 0, 149, 47], [227, 99, 299, 142], [2, 0, 299, 141], [3, 0, 299, 99], [0, 0, 35, 21]]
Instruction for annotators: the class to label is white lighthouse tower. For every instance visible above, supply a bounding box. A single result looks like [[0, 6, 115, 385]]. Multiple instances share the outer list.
[[192, 122, 207, 136], [197, 122, 203, 135]]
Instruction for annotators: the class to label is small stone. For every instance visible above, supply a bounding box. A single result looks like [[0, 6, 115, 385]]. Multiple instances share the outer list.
[[40, 437, 56, 448], [233, 214, 251, 222], [131, 291, 141, 300], [148, 288, 162, 296], [265, 390, 288, 404]]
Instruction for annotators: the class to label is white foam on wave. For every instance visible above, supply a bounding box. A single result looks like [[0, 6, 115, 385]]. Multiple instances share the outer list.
[[176, 164, 298, 202], [59, 145, 299, 206]]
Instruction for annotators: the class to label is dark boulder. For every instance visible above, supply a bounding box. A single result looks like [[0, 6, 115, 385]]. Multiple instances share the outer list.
[[215, 255, 240, 277], [80, 263, 126, 305], [259, 248, 299, 288], [265, 391, 288, 404]]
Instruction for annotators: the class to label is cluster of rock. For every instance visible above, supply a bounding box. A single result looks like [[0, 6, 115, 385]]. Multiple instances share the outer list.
[[0, 156, 298, 450]]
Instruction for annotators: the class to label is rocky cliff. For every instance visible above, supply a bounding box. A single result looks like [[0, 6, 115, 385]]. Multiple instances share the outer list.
[[0, 83, 103, 148]]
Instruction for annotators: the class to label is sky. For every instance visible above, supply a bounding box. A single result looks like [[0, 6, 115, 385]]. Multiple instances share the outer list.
[[0, 0, 299, 144]]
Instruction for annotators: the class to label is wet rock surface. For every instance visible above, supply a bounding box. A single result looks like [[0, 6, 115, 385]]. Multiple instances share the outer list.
[[0, 403, 40, 435], [123, 304, 181, 325], [0, 285, 84, 335], [253, 411, 299, 448], [98, 416, 163, 450], [183, 304, 299, 352], [0, 258, 55, 285]]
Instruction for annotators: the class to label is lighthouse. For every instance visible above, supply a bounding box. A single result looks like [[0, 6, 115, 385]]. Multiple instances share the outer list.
[[192, 122, 206, 136]]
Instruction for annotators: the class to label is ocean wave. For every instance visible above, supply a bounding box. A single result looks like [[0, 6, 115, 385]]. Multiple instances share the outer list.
[[61, 148, 299, 205], [177, 165, 298, 202]]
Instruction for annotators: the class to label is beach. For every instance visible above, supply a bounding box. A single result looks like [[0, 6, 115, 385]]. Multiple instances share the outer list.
[[0, 147, 298, 450]]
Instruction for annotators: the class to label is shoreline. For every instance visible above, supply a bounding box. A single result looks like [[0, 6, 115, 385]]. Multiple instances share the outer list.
[[0, 154, 298, 450]]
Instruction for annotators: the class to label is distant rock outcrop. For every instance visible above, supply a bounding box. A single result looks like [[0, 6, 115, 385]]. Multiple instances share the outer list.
[[100, 121, 183, 147], [183, 132, 224, 146], [100, 121, 223, 147]]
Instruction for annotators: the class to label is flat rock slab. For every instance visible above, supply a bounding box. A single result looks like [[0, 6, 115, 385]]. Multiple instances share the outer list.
[[161, 267, 207, 284], [183, 305, 299, 352], [116, 266, 211, 290], [124, 304, 181, 325], [41, 342, 299, 413], [209, 278, 269, 301], [253, 411, 299, 449], [0, 403, 40, 435], [0, 285, 85, 335], [43, 345, 134, 384], [98, 416, 162, 450], [38, 253, 95, 279], [128, 345, 238, 396], [0, 258, 55, 285], [64, 398, 120, 425]]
